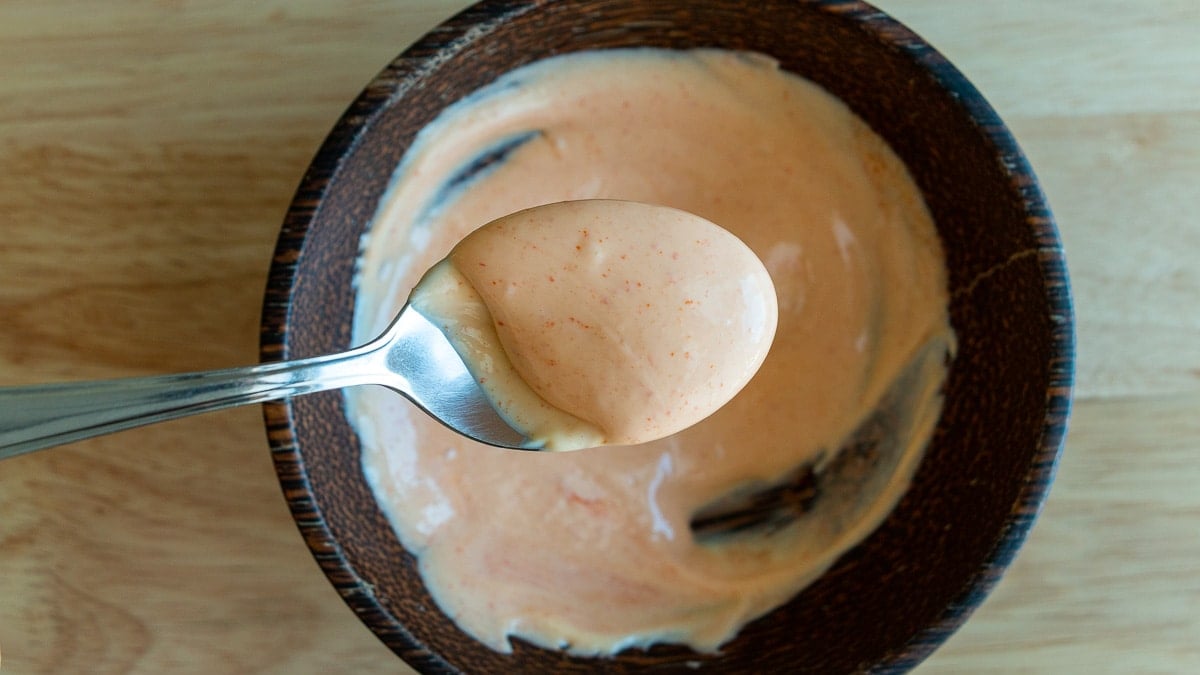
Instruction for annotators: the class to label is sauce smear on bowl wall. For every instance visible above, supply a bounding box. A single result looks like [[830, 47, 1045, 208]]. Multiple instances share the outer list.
[[349, 49, 955, 655]]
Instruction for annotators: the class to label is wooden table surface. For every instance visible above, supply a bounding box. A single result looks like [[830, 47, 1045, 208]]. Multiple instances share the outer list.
[[1, 1, 1196, 673]]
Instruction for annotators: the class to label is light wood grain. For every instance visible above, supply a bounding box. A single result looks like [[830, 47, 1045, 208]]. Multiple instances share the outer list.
[[1, 2, 1196, 673]]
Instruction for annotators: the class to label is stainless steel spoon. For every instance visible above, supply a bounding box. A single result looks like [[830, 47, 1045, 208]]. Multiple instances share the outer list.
[[0, 304, 538, 461]]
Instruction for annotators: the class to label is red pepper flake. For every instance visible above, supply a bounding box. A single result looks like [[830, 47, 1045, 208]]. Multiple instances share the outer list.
[[566, 491, 606, 516]]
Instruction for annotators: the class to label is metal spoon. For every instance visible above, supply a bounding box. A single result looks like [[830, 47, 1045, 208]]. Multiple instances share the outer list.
[[0, 305, 538, 461]]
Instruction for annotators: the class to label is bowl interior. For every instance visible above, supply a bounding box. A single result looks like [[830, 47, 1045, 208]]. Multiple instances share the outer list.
[[260, 1, 1073, 672]]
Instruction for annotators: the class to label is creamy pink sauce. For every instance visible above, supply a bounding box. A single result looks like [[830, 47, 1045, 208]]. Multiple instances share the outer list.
[[409, 200, 778, 450], [349, 49, 954, 655]]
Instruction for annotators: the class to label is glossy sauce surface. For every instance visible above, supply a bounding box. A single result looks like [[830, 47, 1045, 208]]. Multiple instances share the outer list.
[[349, 49, 954, 655]]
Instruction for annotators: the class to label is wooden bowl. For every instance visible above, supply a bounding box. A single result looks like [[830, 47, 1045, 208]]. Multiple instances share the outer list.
[[260, 0, 1074, 672]]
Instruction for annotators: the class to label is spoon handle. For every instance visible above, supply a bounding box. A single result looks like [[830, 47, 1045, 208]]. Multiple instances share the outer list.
[[0, 343, 385, 461]]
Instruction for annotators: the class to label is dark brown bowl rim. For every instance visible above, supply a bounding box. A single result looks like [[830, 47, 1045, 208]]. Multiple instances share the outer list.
[[260, 1, 1075, 672]]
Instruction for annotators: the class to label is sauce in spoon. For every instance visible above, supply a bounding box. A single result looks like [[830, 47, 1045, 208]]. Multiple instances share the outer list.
[[409, 199, 778, 450]]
